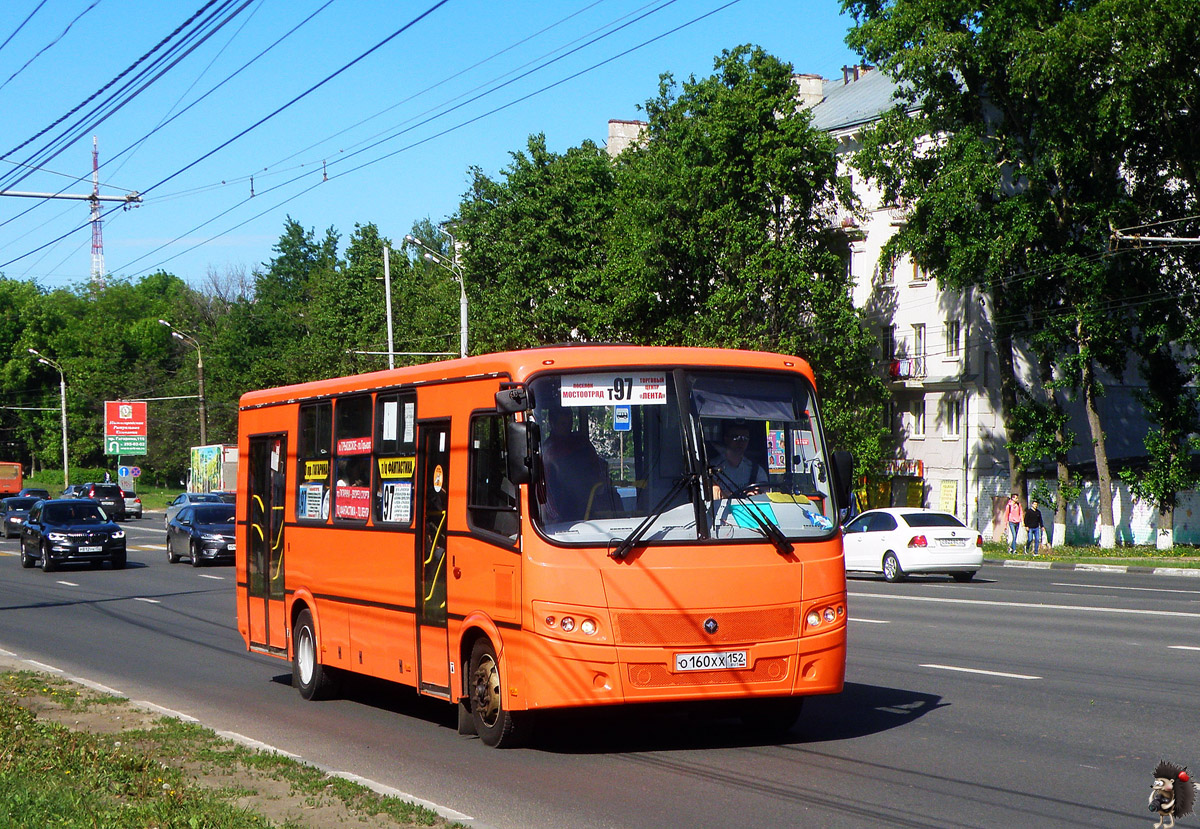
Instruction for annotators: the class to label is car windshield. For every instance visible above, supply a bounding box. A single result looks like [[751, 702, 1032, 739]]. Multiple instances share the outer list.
[[92, 485, 122, 497], [193, 506, 235, 524], [902, 512, 965, 528], [5, 498, 38, 510], [194, 493, 224, 503], [527, 368, 838, 546], [43, 503, 107, 523]]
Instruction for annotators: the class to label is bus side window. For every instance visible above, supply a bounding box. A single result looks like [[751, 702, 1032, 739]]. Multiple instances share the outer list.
[[297, 401, 332, 522], [468, 413, 519, 543]]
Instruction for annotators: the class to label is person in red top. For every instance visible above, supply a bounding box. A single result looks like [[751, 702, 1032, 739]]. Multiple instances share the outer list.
[[1004, 494, 1024, 554]]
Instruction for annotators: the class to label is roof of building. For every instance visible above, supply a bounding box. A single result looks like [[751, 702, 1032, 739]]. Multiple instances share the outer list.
[[808, 68, 915, 132]]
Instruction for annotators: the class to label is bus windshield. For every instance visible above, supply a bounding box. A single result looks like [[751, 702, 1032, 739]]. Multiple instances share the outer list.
[[528, 368, 838, 547]]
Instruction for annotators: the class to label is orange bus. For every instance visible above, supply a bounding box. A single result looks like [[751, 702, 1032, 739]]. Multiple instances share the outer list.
[[0, 462, 22, 498], [235, 346, 851, 746]]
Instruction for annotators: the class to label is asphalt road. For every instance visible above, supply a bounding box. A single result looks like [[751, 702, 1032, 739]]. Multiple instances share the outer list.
[[1, 518, 1197, 828]]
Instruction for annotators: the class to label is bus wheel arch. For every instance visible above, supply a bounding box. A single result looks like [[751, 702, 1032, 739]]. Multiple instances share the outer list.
[[467, 637, 528, 748], [292, 604, 339, 701]]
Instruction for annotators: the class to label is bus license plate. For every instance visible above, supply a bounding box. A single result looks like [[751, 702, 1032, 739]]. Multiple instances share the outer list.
[[78, 546, 103, 553], [675, 650, 748, 672]]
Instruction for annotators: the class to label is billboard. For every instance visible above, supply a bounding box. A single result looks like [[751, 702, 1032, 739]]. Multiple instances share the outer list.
[[105, 400, 148, 455]]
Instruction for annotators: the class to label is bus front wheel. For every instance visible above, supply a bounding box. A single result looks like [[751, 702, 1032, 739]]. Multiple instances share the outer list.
[[293, 609, 339, 701], [468, 639, 527, 748]]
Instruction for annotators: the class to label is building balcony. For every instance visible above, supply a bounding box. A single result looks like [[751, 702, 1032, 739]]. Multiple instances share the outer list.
[[887, 357, 926, 381]]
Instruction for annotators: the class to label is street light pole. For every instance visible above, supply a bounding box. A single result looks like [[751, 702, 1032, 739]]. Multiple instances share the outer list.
[[159, 319, 207, 445], [382, 244, 395, 370], [404, 230, 467, 358], [28, 348, 68, 490]]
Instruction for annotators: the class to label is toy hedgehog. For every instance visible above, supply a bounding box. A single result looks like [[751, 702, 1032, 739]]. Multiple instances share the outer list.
[[1150, 761, 1196, 828]]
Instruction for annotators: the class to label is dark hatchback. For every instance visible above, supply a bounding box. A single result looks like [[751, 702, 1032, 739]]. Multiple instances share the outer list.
[[20, 499, 126, 571], [166, 503, 236, 566], [81, 482, 126, 520], [1, 496, 40, 538]]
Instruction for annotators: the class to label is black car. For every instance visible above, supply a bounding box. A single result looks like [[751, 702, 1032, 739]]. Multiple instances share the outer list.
[[60, 484, 88, 498], [20, 499, 127, 571], [166, 503, 236, 566], [1, 496, 40, 538], [81, 482, 125, 520], [18, 487, 50, 500]]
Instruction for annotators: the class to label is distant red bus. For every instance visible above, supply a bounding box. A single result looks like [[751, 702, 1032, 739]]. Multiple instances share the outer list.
[[0, 463, 22, 498], [235, 346, 852, 746]]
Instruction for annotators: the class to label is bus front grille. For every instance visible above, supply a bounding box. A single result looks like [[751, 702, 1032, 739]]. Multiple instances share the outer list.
[[611, 607, 797, 646]]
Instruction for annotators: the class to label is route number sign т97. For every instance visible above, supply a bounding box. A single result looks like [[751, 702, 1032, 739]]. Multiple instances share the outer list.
[[559, 373, 668, 406]]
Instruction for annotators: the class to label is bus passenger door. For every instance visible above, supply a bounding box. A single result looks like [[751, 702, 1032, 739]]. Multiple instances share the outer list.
[[416, 421, 451, 697], [247, 434, 288, 655]]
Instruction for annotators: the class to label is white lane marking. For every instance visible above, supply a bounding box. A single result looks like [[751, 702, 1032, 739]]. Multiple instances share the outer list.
[[198, 574, 224, 580], [73, 677, 124, 696], [139, 544, 167, 550], [848, 591, 1200, 619], [921, 663, 1042, 681], [133, 700, 198, 722], [1168, 645, 1200, 651], [56, 580, 79, 587], [25, 660, 63, 673], [849, 617, 890, 624], [1053, 582, 1200, 595], [134, 597, 160, 604]]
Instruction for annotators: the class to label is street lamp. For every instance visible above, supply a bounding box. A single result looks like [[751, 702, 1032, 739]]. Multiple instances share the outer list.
[[27, 348, 69, 490], [405, 229, 467, 358], [159, 319, 207, 445]]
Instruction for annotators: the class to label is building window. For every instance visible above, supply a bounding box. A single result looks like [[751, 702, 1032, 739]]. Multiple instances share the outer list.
[[909, 399, 925, 438], [912, 323, 926, 359], [945, 319, 961, 359], [882, 325, 896, 360], [911, 260, 928, 283], [943, 397, 962, 439]]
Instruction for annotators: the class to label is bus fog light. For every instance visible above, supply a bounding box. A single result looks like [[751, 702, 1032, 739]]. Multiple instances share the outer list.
[[806, 611, 821, 627], [823, 607, 836, 623], [545, 616, 557, 628], [580, 619, 597, 636], [561, 616, 576, 632]]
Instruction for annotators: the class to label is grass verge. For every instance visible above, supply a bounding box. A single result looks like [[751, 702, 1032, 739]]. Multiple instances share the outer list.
[[982, 541, 1200, 569], [0, 670, 462, 829]]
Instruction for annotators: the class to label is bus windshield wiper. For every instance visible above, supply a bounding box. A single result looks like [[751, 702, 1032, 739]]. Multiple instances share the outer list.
[[610, 472, 698, 560], [710, 469, 795, 557]]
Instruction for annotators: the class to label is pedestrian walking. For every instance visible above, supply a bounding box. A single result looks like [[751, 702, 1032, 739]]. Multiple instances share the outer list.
[[1023, 498, 1045, 556], [1004, 494, 1023, 555]]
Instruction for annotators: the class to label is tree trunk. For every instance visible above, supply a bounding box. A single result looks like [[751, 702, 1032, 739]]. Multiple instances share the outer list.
[[996, 321, 1026, 502], [1158, 503, 1174, 550], [1053, 393, 1070, 549], [1079, 328, 1116, 548]]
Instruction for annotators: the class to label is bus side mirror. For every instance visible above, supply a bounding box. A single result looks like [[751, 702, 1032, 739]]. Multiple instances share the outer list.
[[496, 384, 531, 413], [506, 419, 533, 485], [831, 450, 853, 511]]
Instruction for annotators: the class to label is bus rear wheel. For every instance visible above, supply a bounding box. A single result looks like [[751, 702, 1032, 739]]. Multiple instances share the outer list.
[[468, 639, 527, 748], [293, 609, 339, 701]]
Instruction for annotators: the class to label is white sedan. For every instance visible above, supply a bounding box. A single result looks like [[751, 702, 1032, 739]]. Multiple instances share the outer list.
[[842, 508, 983, 582]]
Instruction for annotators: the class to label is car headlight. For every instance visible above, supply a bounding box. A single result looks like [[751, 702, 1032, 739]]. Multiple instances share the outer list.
[[47, 532, 69, 542], [110, 530, 125, 540], [201, 533, 224, 542]]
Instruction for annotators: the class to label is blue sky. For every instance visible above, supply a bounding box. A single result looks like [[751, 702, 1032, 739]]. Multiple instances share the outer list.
[[0, 0, 861, 288]]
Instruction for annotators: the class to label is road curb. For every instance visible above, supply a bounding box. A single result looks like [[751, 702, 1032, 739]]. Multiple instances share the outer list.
[[985, 558, 1200, 578]]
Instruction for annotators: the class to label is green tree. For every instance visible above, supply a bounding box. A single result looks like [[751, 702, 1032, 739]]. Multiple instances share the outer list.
[[842, 0, 1199, 545], [456, 134, 617, 351], [607, 45, 889, 468]]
